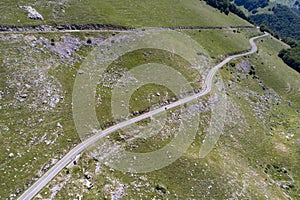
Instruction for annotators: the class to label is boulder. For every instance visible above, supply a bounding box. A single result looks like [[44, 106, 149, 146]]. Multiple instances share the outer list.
[[19, 6, 44, 20]]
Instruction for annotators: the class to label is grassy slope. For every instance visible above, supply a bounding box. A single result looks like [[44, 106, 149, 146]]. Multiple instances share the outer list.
[[0, 33, 80, 199], [0, 29, 262, 199], [0, 0, 250, 27], [183, 29, 254, 58], [238, 0, 299, 15], [0, 0, 299, 200], [222, 35, 300, 199], [35, 31, 299, 199]]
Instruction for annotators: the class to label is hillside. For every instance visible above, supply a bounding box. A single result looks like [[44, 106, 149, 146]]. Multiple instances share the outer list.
[[271, 0, 300, 14], [229, 0, 300, 73], [0, 0, 250, 27], [232, 0, 300, 15], [251, 5, 300, 40], [0, 1, 299, 200]]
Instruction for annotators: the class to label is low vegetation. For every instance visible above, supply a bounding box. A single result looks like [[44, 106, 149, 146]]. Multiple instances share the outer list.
[[0, 0, 250, 27], [210, 0, 300, 74], [250, 5, 300, 40], [37, 31, 300, 200], [204, 0, 249, 21], [278, 39, 300, 72], [0, 0, 299, 199], [234, 0, 269, 12]]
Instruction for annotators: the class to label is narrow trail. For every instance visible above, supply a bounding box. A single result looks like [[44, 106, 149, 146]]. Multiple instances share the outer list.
[[0, 25, 256, 34], [17, 32, 268, 200]]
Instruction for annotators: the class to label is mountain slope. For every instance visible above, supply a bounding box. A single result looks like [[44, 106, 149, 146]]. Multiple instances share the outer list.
[[271, 0, 300, 14], [0, 0, 250, 27], [251, 5, 300, 40], [0, 1, 299, 199]]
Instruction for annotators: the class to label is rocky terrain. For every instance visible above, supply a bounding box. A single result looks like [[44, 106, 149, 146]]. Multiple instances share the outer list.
[[0, 1, 299, 199]]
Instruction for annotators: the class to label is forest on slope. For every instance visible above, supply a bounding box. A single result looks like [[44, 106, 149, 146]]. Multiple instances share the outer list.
[[203, 0, 300, 73]]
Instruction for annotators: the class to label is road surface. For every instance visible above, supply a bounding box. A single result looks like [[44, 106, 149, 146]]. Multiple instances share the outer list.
[[18, 32, 268, 200]]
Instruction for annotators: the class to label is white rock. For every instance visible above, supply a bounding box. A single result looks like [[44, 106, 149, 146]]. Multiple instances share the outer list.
[[85, 180, 93, 189], [19, 6, 44, 20], [78, 70, 84, 74], [9, 153, 14, 158], [57, 122, 63, 128], [19, 94, 28, 98]]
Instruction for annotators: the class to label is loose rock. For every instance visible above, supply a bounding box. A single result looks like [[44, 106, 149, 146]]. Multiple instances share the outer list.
[[19, 6, 44, 20]]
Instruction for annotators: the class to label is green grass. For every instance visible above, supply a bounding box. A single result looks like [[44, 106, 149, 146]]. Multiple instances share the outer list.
[[216, 34, 300, 199], [1, 13, 299, 199], [129, 84, 175, 113], [251, 36, 300, 198], [0, 0, 298, 199], [183, 29, 259, 59], [37, 31, 299, 199], [254, 36, 300, 99], [0, 30, 274, 199], [0, 0, 251, 27], [0, 32, 113, 199], [94, 48, 202, 129]]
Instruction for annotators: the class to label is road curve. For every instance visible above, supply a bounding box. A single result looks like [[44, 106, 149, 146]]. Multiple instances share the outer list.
[[18, 32, 268, 200]]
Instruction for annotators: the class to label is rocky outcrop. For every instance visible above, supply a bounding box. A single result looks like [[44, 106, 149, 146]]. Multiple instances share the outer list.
[[0, 24, 255, 33], [19, 6, 44, 20], [0, 24, 131, 32], [55, 24, 132, 31]]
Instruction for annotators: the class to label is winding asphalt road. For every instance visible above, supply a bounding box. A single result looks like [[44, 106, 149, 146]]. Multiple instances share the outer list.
[[18, 32, 268, 200]]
